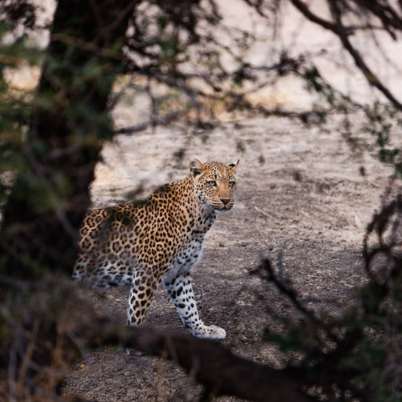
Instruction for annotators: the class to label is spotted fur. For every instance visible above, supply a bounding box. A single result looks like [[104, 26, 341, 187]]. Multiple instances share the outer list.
[[72, 160, 239, 339]]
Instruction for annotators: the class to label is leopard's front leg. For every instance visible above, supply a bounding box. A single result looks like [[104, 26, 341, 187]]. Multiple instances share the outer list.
[[164, 272, 226, 340]]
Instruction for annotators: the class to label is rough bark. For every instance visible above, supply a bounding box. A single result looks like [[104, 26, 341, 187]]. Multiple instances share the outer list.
[[0, 0, 134, 283]]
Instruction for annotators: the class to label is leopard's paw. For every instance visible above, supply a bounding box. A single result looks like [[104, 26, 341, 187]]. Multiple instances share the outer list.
[[192, 324, 226, 340]]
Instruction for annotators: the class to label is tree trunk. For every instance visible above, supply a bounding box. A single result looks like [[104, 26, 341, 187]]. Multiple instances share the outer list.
[[0, 0, 134, 283]]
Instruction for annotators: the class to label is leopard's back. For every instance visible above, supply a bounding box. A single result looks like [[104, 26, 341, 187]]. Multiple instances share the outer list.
[[72, 182, 194, 287]]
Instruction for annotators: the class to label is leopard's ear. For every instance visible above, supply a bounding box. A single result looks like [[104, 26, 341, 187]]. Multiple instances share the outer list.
[[190, 159, 204, 176], [228, 160, 239, 171]]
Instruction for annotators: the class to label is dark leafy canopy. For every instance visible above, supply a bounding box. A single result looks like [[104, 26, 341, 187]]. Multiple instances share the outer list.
[[0, 1, 402, 402], [0, 0, 135, 281]]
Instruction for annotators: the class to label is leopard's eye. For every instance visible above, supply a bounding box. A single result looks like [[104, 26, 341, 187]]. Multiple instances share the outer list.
[[207, 180, 217, 187], [229, 180, 236, 187]]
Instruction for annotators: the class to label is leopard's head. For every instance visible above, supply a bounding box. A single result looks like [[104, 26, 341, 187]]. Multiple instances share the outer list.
[[190, 159, 239, 210]]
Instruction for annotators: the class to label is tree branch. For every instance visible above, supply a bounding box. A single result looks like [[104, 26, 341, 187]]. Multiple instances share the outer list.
[[290, 0, 402, 111], [86, 323, 311, 402]]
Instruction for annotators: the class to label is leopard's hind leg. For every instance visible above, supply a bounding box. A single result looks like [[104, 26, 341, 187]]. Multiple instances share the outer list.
[[72, 253, 92, 283], [127, 270, 158, 326]]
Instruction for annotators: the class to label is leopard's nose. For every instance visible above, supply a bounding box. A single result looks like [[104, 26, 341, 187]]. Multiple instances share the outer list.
[[221, 198, 231, 205]]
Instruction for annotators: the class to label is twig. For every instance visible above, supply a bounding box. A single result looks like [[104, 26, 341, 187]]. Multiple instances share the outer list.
[[290, 0, 402, 111]]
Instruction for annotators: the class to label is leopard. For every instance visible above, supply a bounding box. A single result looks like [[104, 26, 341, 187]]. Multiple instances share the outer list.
[[72, 159, 239, 340]]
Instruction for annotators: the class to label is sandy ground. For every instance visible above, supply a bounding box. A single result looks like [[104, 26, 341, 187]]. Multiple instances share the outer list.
[[63, 116, 400, 401]]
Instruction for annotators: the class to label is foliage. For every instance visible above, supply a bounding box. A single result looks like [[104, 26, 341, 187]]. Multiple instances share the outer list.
[[251, 189, 402, 401], [0, 0, 134, 279], [0, 21, 39, 202]]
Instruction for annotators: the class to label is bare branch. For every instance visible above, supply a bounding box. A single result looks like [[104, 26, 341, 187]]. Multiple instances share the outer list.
[[113, 108, 190, 135], [290, 0, 402, 111]]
